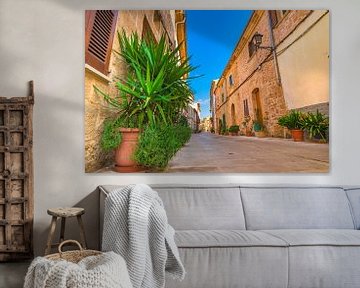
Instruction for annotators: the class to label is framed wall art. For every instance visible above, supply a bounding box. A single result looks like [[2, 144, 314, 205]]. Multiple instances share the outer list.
[[84, 10, 329, 173]]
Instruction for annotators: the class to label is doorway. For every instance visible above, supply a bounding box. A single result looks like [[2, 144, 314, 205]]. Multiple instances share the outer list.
[[251, 88, 263, 124]]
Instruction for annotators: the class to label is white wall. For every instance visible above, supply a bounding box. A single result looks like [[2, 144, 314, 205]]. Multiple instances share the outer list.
[[278, 11, 330, 110], [1, 0, 360, 256]]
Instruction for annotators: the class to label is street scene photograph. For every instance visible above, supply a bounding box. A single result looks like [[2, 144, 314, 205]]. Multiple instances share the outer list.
[[84, 10, 330, 173]]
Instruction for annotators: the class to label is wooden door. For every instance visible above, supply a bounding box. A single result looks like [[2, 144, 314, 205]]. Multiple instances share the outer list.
[[0, 81, 34, 261], [252, 88, 263, 125]]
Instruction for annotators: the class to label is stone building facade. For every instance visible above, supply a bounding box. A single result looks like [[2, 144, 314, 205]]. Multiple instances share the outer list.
[[186, 102, 201, 132], [199, 116, 213, 132], [85, 10, 186, 172], [210, 10, 329, 137], [210, 79, 218, 132]]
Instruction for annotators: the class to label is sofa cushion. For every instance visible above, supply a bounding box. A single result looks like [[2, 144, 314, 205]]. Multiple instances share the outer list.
[[175, 230, 288, 248], [100, 185, 246, 230], [153, 186, 246, 230], [345, 188, 360, 229], [287, 246, 360, 288], [241, 187, 355, 230], [261, 230, 360, 288], [261, 229, 360, 246], [165, 246, 288, 288]]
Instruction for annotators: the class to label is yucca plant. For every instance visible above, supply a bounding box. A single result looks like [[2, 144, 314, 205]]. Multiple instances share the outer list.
[[98, 30, 196, 128], [302, 110, 329, 141]]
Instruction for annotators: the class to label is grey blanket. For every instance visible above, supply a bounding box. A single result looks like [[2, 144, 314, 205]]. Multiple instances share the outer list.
[[102, 184, 185, 288]]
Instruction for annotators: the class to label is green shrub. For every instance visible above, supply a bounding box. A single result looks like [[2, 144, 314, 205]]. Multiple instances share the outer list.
[[100, 117, 138, 151], [100, 120, 122, 151], [278, 110, 305, 130], [302, 110, 329, 141], [228, 125, 240, 133], [134, 124, 192, 170]]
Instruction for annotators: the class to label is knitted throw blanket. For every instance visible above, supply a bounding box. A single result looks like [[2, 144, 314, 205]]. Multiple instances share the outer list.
[[102, 184, 185, 288], [24, 251, 133, 288]]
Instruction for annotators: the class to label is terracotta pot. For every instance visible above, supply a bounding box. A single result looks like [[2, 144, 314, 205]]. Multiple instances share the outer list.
[[114, 128, 142, 173], [291, 129, 304, 142]]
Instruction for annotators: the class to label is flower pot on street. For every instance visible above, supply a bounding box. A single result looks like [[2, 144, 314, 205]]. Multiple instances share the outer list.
[[291, 129, 304, 142], [114, 128, 142, 172], [253, 121, 265, 138], [245, 130, 253, 137], [255, 131, 266, 138], [228, 125, 239, 136]]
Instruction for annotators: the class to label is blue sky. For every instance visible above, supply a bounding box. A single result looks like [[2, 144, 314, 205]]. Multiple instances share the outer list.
[[186, 10, 253, 118]]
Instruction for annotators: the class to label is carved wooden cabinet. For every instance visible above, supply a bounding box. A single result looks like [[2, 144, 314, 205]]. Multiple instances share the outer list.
[[0, 81, 34, 261]]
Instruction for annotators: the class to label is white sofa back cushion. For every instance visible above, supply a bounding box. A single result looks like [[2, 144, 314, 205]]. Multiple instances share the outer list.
[[240, 187, 355, 230], [154, 186, 246, 230]]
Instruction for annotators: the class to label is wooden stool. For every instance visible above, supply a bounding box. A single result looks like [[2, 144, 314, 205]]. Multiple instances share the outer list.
[[45, 207, 87, 255]]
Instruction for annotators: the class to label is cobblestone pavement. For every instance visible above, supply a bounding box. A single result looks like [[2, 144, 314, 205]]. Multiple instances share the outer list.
[[166, 132, 329, 173]]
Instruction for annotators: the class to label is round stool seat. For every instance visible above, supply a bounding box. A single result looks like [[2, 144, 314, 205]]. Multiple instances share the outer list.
[[47, 207, 85, 218]]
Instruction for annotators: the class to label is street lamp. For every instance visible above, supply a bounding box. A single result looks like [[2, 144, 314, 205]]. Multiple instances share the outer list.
[[252, 32, 273, 51]]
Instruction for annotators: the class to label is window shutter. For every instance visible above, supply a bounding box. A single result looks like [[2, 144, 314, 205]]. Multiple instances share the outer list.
[[269, 10, 278, 28], [85, 10, 118, 75], [244, 99, 250, 117], [142, 17, 156, 43]]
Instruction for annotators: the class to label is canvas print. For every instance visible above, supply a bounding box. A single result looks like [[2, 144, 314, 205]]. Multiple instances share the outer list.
[[84, 10, 329, 173]]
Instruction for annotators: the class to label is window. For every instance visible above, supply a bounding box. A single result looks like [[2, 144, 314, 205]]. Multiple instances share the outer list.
[[248, 40, 256, 58], [221, 93, 225, 103], [243, 99, 250, 117], [85, 10, 118, 75], [269, 10, 288, 28], [229, 75, 234, 86]]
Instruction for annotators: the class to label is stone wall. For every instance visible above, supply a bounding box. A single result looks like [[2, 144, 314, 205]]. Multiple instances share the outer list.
[[297, 102, 329, 116], [85, 10, 176, 172]]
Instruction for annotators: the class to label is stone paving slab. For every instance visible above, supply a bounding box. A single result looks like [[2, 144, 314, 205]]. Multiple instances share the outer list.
[[166, 132, 329, 173]]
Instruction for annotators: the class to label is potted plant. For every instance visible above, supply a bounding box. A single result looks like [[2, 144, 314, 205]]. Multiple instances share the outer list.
[[253, 121, 266, 138], [242, 116, 252, 136], [228, 125, 240, 136], [277, 110, 305, 142], [302, 110, 329, 143], [96, 31, 195, 172]]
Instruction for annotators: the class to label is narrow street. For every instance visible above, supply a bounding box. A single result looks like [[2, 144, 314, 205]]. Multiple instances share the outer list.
[[166, 132, 329, 173]]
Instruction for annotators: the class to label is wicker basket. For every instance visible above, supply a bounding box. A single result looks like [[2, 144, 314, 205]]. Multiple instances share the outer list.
[[45, 240, 102, 263]]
